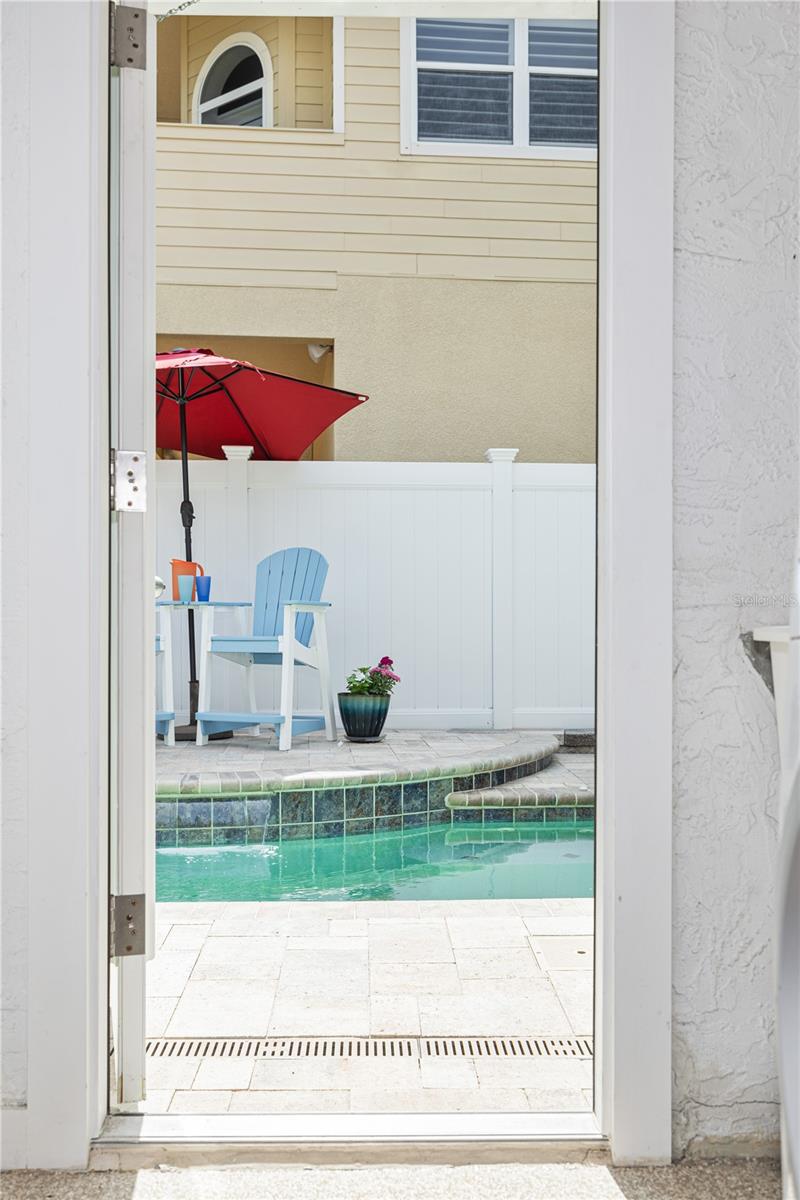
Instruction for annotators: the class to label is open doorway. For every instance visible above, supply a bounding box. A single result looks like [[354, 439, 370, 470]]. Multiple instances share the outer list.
[[142, 2, 597, 1120]]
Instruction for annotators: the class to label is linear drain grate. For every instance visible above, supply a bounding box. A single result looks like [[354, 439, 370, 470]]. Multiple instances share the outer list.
[[146, 1036, 593, 1060]]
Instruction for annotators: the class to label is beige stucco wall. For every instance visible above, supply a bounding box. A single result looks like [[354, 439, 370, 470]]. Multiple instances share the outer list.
[[157, 275, 595, 463]]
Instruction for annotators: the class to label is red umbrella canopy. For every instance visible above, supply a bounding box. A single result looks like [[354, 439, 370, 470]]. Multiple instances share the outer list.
[[156, 348, 367, 461]]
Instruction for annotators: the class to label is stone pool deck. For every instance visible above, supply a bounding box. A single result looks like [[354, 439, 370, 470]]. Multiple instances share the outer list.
[[154, 730, 595, 844], [146, 895, 593, 1115]]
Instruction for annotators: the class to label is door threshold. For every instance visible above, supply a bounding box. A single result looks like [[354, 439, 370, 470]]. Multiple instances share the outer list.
[[92, 1112, 606, 1168]]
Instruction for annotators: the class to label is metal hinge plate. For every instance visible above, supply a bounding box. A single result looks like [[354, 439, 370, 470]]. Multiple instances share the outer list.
[[110, 893, 146, 957], [110, 449, 147, 512], [110, 4, 146, 69]]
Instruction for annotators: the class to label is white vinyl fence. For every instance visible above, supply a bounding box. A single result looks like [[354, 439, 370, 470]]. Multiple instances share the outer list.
[[155, 452, 595, 730]]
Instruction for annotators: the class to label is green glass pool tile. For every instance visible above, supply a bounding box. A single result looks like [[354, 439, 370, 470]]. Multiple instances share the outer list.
[[314, 788, 344, 823], [575, 807, 596, 821], [198, 773, 222, 795], [485, 807, 517, 824], [346, 818, 374, 836], [156, 801, 177, 830], [280, 791, 312, 825], [428, 808, 450, 825], [490, 769, 504, 787], [245, 796, 275, 826], [177, 801, 212, 828], [281, 822, 314, 840], [375, 814, 402, 832], [212, 799, 246, 828], [156, 829, 176, 848], [177, 827, 212, 847], [427, 777, 453, 809], [473, 771, 491, 789], [453, 775, 475, 792], [402, 782, 428, 813], [375, 784, 401, 816], [263, 823, 280, 843], [544, 807, 576, 823], [452, 809, 482, 824], [212, 826, 246, 846], [514, 808, 544, 824], [246, 827, 265, 845], [345, 786, 375, 820], [315, 820, 344, 839], [402, 811, 426, 828]]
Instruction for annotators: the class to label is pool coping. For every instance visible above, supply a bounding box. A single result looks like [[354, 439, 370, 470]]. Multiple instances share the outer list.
[[155, 736, 561, 798]]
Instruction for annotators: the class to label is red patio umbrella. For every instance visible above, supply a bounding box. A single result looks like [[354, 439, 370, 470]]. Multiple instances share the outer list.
[[156, 347, 367, 737]]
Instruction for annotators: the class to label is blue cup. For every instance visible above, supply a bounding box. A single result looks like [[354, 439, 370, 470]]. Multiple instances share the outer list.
[[196, 575, 211, 603], [177, 574, 194, 603]]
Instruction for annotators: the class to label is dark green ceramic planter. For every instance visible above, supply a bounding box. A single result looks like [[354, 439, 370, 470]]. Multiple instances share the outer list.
[[338, 693, 390, 742]]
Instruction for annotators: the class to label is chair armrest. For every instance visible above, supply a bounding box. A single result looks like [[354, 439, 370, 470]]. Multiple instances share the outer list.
[[282, 602, 331, 612]]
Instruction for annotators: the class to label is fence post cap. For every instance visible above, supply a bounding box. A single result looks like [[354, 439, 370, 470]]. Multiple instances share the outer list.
[[221, 445, 254, 461], [485, 448, 519, 463]]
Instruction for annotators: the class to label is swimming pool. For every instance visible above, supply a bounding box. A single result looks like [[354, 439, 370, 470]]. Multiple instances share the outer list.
[[156, 820, 594, 903]]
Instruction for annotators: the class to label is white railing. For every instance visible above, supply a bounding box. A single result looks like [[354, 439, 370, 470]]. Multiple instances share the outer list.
[[155, 452, 595, 730]]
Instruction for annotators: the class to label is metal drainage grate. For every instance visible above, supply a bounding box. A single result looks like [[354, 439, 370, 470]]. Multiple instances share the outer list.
[[146, 1036, 593, 1060]]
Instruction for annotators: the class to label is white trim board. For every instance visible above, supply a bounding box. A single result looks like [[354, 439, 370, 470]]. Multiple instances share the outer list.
[[96, 1111, 603, 1146], [594, 0, 674, 1166]]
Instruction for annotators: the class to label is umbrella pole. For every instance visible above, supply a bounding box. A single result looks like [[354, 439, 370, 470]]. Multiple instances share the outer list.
[[173, 386, 231, 742], [178, 398, 199, 725]]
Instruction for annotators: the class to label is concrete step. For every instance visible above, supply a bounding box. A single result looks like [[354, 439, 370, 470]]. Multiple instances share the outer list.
[[446, 758, 594, 811]]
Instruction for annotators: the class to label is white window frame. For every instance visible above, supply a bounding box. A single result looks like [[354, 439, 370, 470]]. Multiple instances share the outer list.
[[400, 16, 598, 161], [192, 32, 274, 128]]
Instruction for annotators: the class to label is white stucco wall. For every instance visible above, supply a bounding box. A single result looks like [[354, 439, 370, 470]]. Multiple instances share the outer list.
[[672, 0, 799, 1155], [1, 0, 799, 1167]]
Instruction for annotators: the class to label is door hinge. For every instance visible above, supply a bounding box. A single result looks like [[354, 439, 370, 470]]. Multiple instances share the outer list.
[[110, 4, 146, 70], [110, 893, 146, 957], [110, 449, 147, 512]]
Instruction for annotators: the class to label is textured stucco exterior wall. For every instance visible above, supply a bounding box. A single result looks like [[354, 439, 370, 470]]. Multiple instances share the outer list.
[[672, 0, 799, 1155], [157, 276, 598, 464]]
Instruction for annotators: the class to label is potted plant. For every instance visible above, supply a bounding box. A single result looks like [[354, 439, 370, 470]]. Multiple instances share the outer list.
[[338, 656, 401, 742]]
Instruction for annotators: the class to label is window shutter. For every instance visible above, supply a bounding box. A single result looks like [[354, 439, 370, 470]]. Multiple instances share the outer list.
[[528, 20, 598, 71], [416, 19, 512, 66]]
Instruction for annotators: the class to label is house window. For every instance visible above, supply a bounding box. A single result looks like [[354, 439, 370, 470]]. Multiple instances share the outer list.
[[194, 34, 273, 128], [402, 17, 597, 159]]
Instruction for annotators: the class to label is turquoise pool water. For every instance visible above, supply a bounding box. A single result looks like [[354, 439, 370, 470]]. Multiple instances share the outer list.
[[156, 822, 594, 903]]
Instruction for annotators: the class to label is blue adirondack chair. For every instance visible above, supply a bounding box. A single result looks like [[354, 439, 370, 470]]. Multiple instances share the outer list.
[[195, 547, 336, 751]]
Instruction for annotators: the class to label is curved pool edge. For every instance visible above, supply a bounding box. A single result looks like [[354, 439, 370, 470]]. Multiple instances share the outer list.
[[155, 734, 561, 798]]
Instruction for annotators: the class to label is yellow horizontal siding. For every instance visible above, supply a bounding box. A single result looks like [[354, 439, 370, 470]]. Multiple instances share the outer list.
[[158, 17, 597, 288]]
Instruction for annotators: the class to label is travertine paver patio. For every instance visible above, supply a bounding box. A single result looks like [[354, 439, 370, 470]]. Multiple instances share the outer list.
[[146, 895, 594, 1115]]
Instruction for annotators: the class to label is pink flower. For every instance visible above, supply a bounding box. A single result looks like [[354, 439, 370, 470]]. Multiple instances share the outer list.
[[378, 656, 394, 668]]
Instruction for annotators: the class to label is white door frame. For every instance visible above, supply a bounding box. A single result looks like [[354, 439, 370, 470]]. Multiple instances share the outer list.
[[1, 0, 673, 1168], [109, 16, 158, 1106]]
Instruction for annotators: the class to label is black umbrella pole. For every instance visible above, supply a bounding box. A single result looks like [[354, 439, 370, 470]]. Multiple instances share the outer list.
[[173, 393, 231, 740]]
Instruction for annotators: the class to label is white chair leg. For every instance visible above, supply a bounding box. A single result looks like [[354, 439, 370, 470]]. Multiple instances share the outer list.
[[160, 607, 176, 748], [246, 665, 259, 735], [278, 634, 295, 752], [314, 613, 336, 742], [195, 606, 214, 747]]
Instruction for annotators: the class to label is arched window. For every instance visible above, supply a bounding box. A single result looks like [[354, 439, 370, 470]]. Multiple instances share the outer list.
[[193, 34, 273, 128]]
